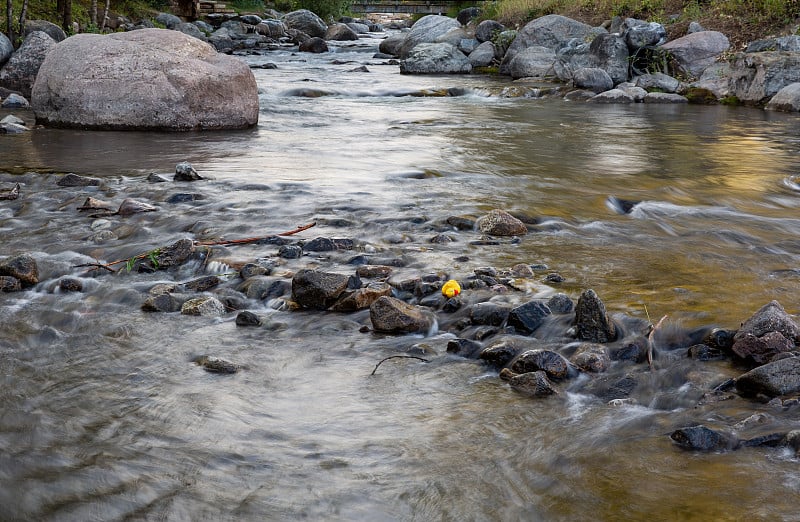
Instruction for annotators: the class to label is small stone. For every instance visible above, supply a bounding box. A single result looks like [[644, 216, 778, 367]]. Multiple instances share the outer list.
[[510, 263, 534, 277], [141, 293, 187, 313], [278, 244, 303, 259], [147, 172, 169, 183], [469, 302, 511, 326], [174, 161, 203, 181], [183, 275, 221, 292], [193, 355, 238, 374], [330, 282, 392, 312], [574, 289, 617, 343], [56, 173, 100, 187], [356, 265, 393, 278], [1, 93, 29, 108], [547, 293, 574, 314], [544, 273, 565, 283], [571, 343, 610, 372], [58, 277, 83, 292], [670, 425, 738, 451], [116, 198, 158, 216], [446, 216, 475, 230], [166, 193, 204, 204], [240, 263, 270, 279], [507, 300, 551, 334], [509, 371, 558, 397], [180, 296, 226, 316], [446, 338, 483, 358], [0, 253, 38, 286], [151, 238, 195, 269], [735, 357, 800, 398], [476, 209, 528, 236], [76, 197, 113, 211], [235, 310, 262, 326]]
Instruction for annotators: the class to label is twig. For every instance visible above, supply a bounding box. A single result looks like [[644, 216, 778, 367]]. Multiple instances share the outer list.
[[194, 222, 316, 246], [647, 315, 668, 370], [371, 355, 429, 376]]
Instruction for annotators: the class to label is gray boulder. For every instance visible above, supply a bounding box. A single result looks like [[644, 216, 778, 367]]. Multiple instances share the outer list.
[[347, 22, 370, 34], [588, 33, 629, 85], [379, 33, 407, 56], [32, 29, 258, 130], [257, 20, 287, 39], [174, 22, 207, 41], [746, 35, 800, 53], [476, 209, 527, 236], [730, 52, 800, 104], [736, 300, 800, 342], [291, 269, 350, 310], [735, 356, 800, 398], [325, 23, 358, 41], [643, 92, 688, 103], [0, 32, 12, 67], [634, 72, 680, 92], [399, 43, 471, 74], [475, 20, 505, 43], [501, 15, 598, 74], [459, 38, 479, 54], [493, 29, 517, 60], [574, 289, 617, 343], [766, 82, 800, 112], [0, 31, 57, 98], [369, 296, 434, 334], [590, 87, 635, 103], [299, 36, 328, 53], [689, 63, 731, 99], [239, 14, 262, 26], [282, 9, 327, 38], [207, 28, 236, 52], [469, 41, 496, 67], [435, 27, 470, 48], [399, 15, 461, 58], [156, 12, 182, 29], [622, 18, 666, 50], [573, 67, 613, 93], [506, 45, 557, 80], [23, 20, 67, 42], [661, 31, 730, 78]]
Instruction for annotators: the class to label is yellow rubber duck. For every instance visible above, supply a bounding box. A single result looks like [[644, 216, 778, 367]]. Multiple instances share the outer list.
[[441, 279, 461, 298]]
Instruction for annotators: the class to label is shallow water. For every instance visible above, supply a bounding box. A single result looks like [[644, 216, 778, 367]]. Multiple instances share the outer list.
[[1, 35, 800, 521]]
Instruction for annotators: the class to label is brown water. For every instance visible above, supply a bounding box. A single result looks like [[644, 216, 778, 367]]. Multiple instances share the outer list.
[[1, 36, 799, 521]]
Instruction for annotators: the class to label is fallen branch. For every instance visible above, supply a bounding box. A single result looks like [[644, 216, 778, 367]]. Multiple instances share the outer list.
[[371, 355, 429, 376], [647, 314, 668, 370], [194, 222, 316, 246]]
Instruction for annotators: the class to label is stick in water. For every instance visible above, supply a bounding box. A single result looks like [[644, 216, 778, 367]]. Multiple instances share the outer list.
[[371, 355, 429, 376]]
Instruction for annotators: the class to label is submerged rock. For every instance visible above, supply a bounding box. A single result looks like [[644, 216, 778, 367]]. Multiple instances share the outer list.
[[508, 370, 558, 397], [670, 425, 738, 451], [0, 276, 22, 292], [193, 355, 239, 374]]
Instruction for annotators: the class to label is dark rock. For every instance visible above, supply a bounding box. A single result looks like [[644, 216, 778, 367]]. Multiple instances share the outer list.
[[704, 328, 736, 351], [239, 276, 290, 300], [57, 277, 83, 292], [369, 295, 434, 334], [670, 425, 738, 451], [475, 20, 505, 43], [507, 300, 551, 334], [586, 374, 638, 402], [240, 263, 270, 279], [547, 293, 574, 314], [735, 357, 800, 398], [141, 292, 188, 313], [0, 253, 38, 286], [588, 33, 629, 85], [330, 282, 392, 312], [147, 173, 169, 183], [544, 273, 565, 283], [574, 289, 617, 343], [291, 269, 350, 310], [419, 293, 445, 308], [509, 370, 558, 397], [278, 244, 303, 259], [622, 18, 666, 50], [183, 275, 221, 292], [283, 9, 327, 39], [442, 297, 462, 312], [23, 19, 66, 42], [476, 209, 527, 236], [235, 310, 262, 327], [688, 343, 726, 361], [151, 238, 195, 269], [256, 235, 291, 246], [116, 198, 158, 216], [325, 23, 358, 41], [174, 161, 203, 181], [456, 7, 481, 25], [570, 343, 610, 372], [193, 355, 239, 374], [356, 265, 393, 278], [735, 300, 800, 341], [469, 302, 511, 326], [181, 296, 226, 316], [661, 31, 730, 78], [510, 349, 571, 379], [479, 338, 527, 367], [446, 216, 475, 230], [0, 276, 22, 292], [609, 338, 648, 362], [155, 12, 182, 29], [732, 331, 794, 365], [303, 237, 354, 252], [573, 67, 613, 93], [740, 433, 787, 448], [166, 193, 204, 204], [56, 173, 100, 187], [299, 37, 328, 53], [446, 338, 483, 358]]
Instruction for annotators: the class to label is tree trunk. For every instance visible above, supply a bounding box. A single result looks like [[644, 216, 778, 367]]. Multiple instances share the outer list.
[[6, 0, 12, 44], [18, 0, 28, 36], [63, 0, 72, 33], [90, 0, 97, 26], [100, 0, 110, 31]]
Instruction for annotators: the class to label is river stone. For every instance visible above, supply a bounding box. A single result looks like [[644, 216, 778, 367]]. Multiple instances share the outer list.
[[571, 343, 610, 372], [670, 425, 738, 451], [500, 15, 596, 75], [508, 301, 551, 334], [736, 300, 800, 342], [330, 282, 392, 312], [476, 209, 527, 236], [735, 356, 800, 398], [589, 88, 634, 103], [31, 29, 259, 131], [292, 269, 349, 310], [469, 41, 496, 68], [732, 331, 794, 365], [622, 18, 666, 50], [433, 27, 469, 48], [299, 37, 328, 53], [183, 275, 221, 293], [547, 293, 574, 314], [325, 23, 358, 41], [589, 33, 629, 85], [0, 253, 38, 287], [506, 45, 557, 80], [446, 338, 483, 358], [174, 22, 207, 42], [510, 349, 570, 380], [469, 302, 511, 326], [155, 12, 182, 29], [479, 337, 531, 367], [766, 83, 800, 112], [643, 92, 688, 103], [57, 173, 100, 187], [0, 31, 57, 98], [142, 292, 188, 313], [634, 72, 680, 93], [194, 355, 239, 374], [236, 310, 262, 327], [347, 22, 370, 34], [379, 33, 406, 56], [151, 238, 195, 269], [181, 296, 226, 316], [258, 20, 287, 39], [174, 162, 203, 181], [399, 15, 461, 58], [369, 296, 434, 334], [0, 276, 22, 292], [400, 43, 471, 74], [0, 32, 12, 67], [661, 31, 730, 78], [573, 67, 613, 93], [283, 9, 327, 39], [475, 20, 505, 43], [509, 370, 558, 397], [574, 289, 617, 343], [1, 93, 30, 108]]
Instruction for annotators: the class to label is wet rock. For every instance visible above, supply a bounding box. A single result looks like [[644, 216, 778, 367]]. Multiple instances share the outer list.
[[141, 292, 188, 313], [240, 263, 270, 279], [446, 338, 483, 358], [193, 355, 239, 374], [117, 199, 158, 216], [400, 43, 472, 74], [736, 300, 799, 341], [0, 253, 38, 286], [476, 209, 527, 236], [57, 173, 101, 187], [574, 289, 617, 343], [589, 88, 634, 103], [735, 356, 800, 398], [609, 338, 648, 362], [388, 275, 420, 292], [703, 328, 736, 352], [303, 237, 354, 252], [299, 37, 328, 53], [510, 349, 571, 379], [166, 193, 204, 204], [330, 282, 392, 312], [786, 430, 800, 456], [729, 51, 800, 105], [661, 31, 730, 78], [479, 337, 530, 367], [235, 310, 262, 327], [278, 244, 303, 259], [1, 93, 29, 108], [0, 276, 22, 292], [57, 277, 83, 292], [732, 331, 794, 365], [174, 162, 202, 181], [634, 72, 680, 93], [571, 343, 610, 372], [147, 173, 169, 183], [446, 216, 475, 230], [398, 14, 461, 58], [508, 300, 551, 334], [588, 374, 638, 401], [506, 45, 557, 80], [547, 293, 574, 314], [292, 269, 350, 310], [670, 425, 738, 451], [687, 343, 726, 361], [184, 275, 221, 292], [509, 370, 558, 397], [76, 197, 113, 211], [356, 265, 393, 278], [181, 296, 226, 317], [238, 276, 290, 300], [469, 302, 511, 326], [369, 295, 434, 334], [0, 181, 20, 199], [740, 433, 788, 448], [379, 33, 406, 56], [283, 9, 327, 39], [0, 31, 56, 98], [643, 92, 688, 103], [442, 297, 462, 312], [573, 67, 613, 93], [151, 238, 195, 269], [500, 14, 596, 74]]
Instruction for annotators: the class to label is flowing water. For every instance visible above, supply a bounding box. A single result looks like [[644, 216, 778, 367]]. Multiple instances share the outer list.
[[1, 33, 800, 521]]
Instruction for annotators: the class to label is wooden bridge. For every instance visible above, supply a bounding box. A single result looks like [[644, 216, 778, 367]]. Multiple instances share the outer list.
[[350, 0, 474, 14]]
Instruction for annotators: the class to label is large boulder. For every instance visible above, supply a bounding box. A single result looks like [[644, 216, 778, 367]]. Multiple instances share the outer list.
[[735, 356, 800, 398], [23, 20, 67, 42], [506, 45, 557, 79], [475, 20, 505, 43], [398, 15, 461, 58], [0, 32, 12, 67], [325, 23, 358, 41], [746, 36, 800, 53], [766, 82, 800, 112], [588, 33, 629, 85], [0, 31, 56, 98], [730, 51, 800, 104], [379, 33, 406, 56], [399, 43, 471, 74], [31, 29, 258, 130], [282, 9, 327, 38], [469, 41, 496, 67], [661, 31, 730, 78], [500, 15, 598, 75], [573, 67, 613, 93], [622, 18, 666, 50]]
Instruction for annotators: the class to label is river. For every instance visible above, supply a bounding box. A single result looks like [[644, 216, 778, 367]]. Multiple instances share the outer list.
[[1, 33, 799, 521]]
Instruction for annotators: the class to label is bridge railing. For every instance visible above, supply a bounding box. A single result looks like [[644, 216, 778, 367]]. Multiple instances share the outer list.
[[350, 0, 465, 14]]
